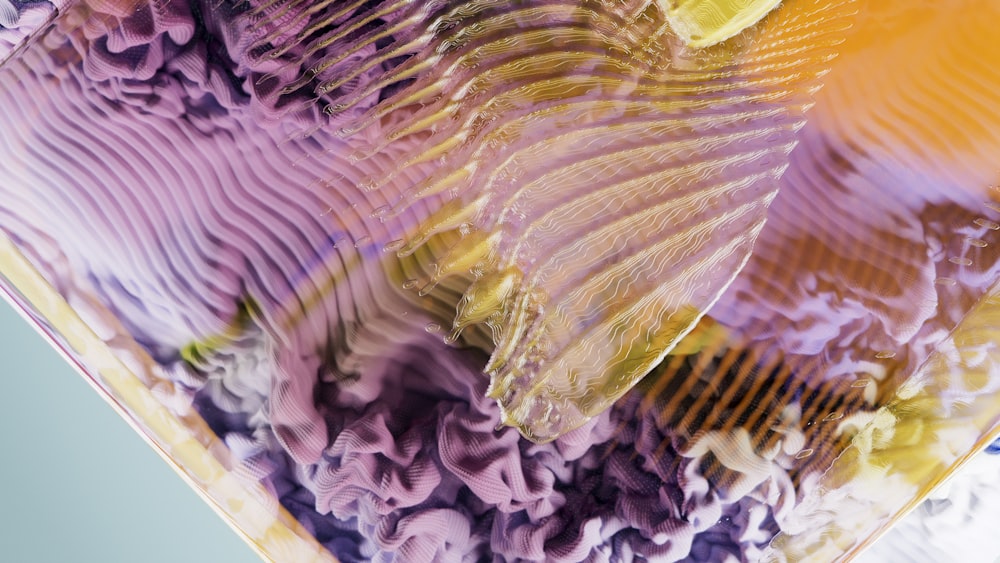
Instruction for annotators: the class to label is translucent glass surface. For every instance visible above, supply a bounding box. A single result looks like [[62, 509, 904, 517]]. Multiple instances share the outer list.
[[858, 437, 1000, 563], [2, 1, 1000, 561]]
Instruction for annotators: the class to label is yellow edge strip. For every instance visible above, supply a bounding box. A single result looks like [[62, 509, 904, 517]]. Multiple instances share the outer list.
[[0, 233, 337, 563], [767, 282, 1000, 561]]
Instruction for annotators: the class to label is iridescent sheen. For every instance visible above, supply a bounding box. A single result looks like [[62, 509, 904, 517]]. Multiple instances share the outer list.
[[3, 1, 1000, 561]]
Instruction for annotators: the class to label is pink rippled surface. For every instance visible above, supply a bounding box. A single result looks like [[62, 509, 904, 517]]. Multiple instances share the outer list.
[[3, 1, 1000, 561]]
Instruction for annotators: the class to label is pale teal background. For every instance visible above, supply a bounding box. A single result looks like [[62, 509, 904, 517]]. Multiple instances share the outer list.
[[0, 298, 261, 563]]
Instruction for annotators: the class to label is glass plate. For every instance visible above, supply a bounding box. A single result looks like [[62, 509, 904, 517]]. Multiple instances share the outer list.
[[3, 1, 1000, 561]]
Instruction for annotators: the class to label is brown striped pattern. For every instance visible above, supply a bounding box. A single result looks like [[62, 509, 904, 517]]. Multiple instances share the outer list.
[[621, 1, 1000, 498]]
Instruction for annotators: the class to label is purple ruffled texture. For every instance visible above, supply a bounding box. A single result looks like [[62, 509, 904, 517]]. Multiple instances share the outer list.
[[214, 330, 784, 562], [58, 0, 409, 125], [0, 0, 57, 60], [57, 0, 252, 119], [170, 312, 784, 561]]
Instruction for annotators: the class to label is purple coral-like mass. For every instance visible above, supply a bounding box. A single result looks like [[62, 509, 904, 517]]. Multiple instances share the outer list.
[[207, 329, 789, 562], [3, 0, 1000, 561]]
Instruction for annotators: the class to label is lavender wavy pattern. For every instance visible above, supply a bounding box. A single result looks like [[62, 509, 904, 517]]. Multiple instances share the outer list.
[[4, 1, 1000, 562], [0, 0, 59, 64], [258, 0, 858, 441], [0, 11, 787, 561]]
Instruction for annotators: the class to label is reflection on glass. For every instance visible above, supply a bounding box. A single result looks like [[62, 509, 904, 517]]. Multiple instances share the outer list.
[[2, 1, 1000, 561]]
